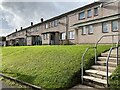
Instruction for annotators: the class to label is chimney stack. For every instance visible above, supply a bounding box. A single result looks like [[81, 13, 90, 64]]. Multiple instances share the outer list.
[[41, 18, 43, 23], [31, 22, 33, 26], [21, 27, 22, 30], [16, 29, 17, 32]]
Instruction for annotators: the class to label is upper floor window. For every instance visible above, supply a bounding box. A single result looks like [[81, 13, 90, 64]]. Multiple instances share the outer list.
[[88, 25, 94, 34], [79, 11, 85, 20], [94, 7, 98, 16], [102, 22, 109, 33], [69, 31, 75, 39], [87, 9, 92, 18], [45, 23, 49, 29], [82, 26, 87, 35], [112, 20, 118, 32], [54, 20, 58, 27]]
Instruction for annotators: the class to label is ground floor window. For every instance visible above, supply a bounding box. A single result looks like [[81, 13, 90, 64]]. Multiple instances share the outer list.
[[112, 20, 118, 32], [88, 25, 94, 34], [69, 31, 75, 39], [43, 34, 48, 40], [102, 22, 109, 33], [60, 32, 66, 40], [82, 26, 87, 35]]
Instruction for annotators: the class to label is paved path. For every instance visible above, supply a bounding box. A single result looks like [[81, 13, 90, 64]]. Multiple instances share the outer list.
[[69, 84, 98, 90], [0, 81, 11, 89]]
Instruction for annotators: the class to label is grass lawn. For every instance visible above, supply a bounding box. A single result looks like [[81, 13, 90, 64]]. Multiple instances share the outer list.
[[1, 45, 111, 89], [109, 64, 120, 89]]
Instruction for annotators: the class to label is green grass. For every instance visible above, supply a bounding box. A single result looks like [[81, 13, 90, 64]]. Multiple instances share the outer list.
[[1, 45, 111, 89], [109, 64, 120, 89]]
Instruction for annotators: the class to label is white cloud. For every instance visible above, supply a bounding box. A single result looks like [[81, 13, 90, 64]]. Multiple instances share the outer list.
[[1, 1, 97, 36]]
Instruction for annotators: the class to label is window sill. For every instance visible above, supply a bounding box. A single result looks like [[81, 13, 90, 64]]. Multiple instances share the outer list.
[[69, 39, 75, 40], [87, 16, 92, 18], [112, 30, 118, 32], [81, 34, 86, 35], [79, 18, 85, 20], [102, 31, 109, 33], [94, 14, 98, 17], [88, 33, 93, 35]]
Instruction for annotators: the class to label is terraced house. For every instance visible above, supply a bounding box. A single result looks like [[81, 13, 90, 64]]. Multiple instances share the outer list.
[[6, 1, 120, 46]]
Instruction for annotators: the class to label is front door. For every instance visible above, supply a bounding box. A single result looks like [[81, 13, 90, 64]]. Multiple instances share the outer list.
[[50, 33, 55, 45]]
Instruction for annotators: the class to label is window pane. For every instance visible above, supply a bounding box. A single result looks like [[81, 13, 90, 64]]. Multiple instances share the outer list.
[[112, 20, 118, 31], [82, 26, 87, 35], [62, 32, 66, 40], [54, 20, 58, 26], [79, 12, 85, 20], [69, 31, 75, 39], [88, 25, 93, 34], [94, 7, 98, 16], [102, 22, 109, 33], [87, 9, 92, 17]]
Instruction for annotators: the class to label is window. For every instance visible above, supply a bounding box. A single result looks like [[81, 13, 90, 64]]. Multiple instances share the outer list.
[[87, 9, 92, 18], [79, 11, 85, 20], [36, 26, 39, 32], [51, 21, 54, 27], [69, 31, 75, 39], [94, 7, 98, 16], [102, 22, 109, 33], [82, 26, 87, 35], [45, 23, 49, 29], [112, 20, 118, 32], [61, 32, 66, 40], [43, 34, 48, 40], [51, 20, 58, 27], [88, 25, 94, 34], [54, 20, 58, 26]]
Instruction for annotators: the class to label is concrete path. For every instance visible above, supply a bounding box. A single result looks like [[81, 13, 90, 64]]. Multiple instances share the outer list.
[[0, 80, 11, 89], [69, 84, 98, 90]]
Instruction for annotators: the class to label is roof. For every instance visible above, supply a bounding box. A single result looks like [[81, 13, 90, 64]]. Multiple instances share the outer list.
[[6, 1, 102, 37]]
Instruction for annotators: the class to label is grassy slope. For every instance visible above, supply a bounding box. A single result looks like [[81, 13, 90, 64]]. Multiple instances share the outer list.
[[2, 45, 110, 89], [109, 64, 120, 89]]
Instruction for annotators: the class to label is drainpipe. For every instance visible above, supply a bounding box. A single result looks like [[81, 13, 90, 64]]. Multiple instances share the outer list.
[[65, 15, 69, 45]]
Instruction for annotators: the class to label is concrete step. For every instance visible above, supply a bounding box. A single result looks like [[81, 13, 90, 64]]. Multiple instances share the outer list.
[[83, 75, 107, 88], [85, 69, 112, 79], [96, 61, 116, 67], [98, 57, 116, 62], [91, 65, 115, 73], [101, 53, 120, 58]]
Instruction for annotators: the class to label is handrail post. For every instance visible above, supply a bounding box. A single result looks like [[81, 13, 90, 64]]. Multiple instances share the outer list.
[[95, 47, 97, 64], [106, 47, 113, 87], [116, 46, 119, 66]]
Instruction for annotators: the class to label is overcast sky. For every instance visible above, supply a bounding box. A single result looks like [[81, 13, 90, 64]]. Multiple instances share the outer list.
[[0, 0, 97, 36]]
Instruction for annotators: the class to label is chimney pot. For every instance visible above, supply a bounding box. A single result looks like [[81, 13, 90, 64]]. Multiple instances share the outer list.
[[41, 18, 43, 23], [16, 29, 17, 32], [31, 22, 33, 26], [21, 27, 22, 30]]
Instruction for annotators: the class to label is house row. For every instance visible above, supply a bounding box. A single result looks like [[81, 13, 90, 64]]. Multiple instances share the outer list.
[[6, 1, 120, 46]]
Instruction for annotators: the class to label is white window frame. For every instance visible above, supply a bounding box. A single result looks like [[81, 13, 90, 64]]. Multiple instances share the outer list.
[[112, 20, 118, 32], [61, 32, 66, 40], [94, 7, 98, 16], [43, 34, 48, 40], [88, 25, 94, 34], [69, 31, 75, 39], [82, 26, 87, 35], [102, 22, 109, 33], [87, 9, 92, 18], [79, 11, 85, 20], [45, 23, 49, 29]]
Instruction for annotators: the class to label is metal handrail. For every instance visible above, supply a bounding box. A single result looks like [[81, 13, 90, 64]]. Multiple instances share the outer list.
[[95, 34, 120, 63], [81, 46, 96, 84], [106, 40, 120, 87], [81, 34, 120, 85]]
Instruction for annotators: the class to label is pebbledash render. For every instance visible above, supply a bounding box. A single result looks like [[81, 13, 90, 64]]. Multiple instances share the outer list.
[[6, 1, 120, 46]]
